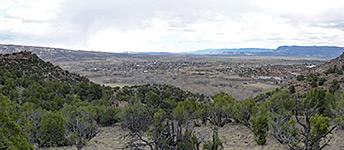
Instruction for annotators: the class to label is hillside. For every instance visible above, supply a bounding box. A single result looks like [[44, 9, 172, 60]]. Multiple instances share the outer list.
[[316, 52, 344, 72], [288, 52, 344, 94], [0, 51, 89, 83], [0, 44, 125, 63], [1, 51, 344, 150], [0, 51, 120, 107], [0, 52, 205, 149], [0, 52, 122, 149]]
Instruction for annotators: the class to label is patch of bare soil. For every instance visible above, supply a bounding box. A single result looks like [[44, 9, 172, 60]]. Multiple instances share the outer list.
[[325, 129, 344, 150], [83, 125, 127, 150], [195, 124, 287, 150], [43, 124, 344, 150], [83, 123, 286, 150]]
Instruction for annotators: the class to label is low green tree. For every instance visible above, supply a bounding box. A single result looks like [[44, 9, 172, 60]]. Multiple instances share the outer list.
[[289, 85, 296, 94], [38, 111, 66, 147], [0, 94, 33, 150], [296, 74, 305, 81], [318, 78, 326, 86], [120, 103, 152, 133], [250, 113, 269, 145], [233, 97, 257, 127], [173, 100, 200, 125], [61, 104, 98, 150], [329, 79, 340, 94], [92, 106, 121, 126], [145, 91, 162, 108], [332, 93, 344, 129], [266, 91, 300, 149], [206, 92, 236, 127], [267, 90, 336, 150], [294, 93, 336, 150], [203, 127, 224, 150]]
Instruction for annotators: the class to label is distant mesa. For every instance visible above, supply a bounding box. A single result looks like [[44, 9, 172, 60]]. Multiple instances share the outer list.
[[274, 46, 344, 58], [186, 48, 274, 54], [1, 44, 344, 61], [188, 46, 344, 58]]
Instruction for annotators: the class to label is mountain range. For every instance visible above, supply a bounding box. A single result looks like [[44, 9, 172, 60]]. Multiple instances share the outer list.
[[1, 44, 344, 61], [0, 44, 125, 63], [185, 48, 274, 54], [189, 46, 344, 58]]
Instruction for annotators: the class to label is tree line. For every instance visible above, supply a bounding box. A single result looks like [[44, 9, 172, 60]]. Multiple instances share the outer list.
[[119, 86, 344, 150]]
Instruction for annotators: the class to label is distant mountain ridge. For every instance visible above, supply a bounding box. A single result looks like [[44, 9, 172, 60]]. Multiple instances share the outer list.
[[1, 44, 344, 61], [0, 44, 125, 63], [186, 48, 274, 54], [189, 46, 344, 58], [274, 46, 344, 58]]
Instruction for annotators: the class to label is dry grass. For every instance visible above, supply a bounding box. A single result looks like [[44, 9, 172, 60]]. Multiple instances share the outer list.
[[196, 124, 287, 150], [42, 123, 344, 150], [324, 129, 344, 150], [83, 125, 126, 150], [244, 82, 279, 89]]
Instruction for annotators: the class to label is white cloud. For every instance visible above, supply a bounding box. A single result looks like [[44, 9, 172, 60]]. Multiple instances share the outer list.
[[252, 0, 344, 15], [0, 0, 344, 52]]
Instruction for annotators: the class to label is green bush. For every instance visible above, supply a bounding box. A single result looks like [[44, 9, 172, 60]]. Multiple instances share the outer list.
[[96, 106, 121, 126], [38, 111, 67, 147], [0, 94, 34, 150], [203, 135, 223, 150], [329, 80, 340, 94], [250, 113, 269, 145], [318, 78, 326, 86], [120, 103, 152, 133], [289, 85, 295, 94], [296, 74, 305, 81]]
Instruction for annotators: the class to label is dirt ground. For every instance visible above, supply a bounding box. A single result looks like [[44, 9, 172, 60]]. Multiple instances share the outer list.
[[42, 123, 344, 150]]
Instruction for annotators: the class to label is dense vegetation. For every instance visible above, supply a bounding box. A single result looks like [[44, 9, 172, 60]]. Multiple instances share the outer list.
[[1, 52, 344, 150], [117, 85, 344, 150], [0, 52, 119, 149]]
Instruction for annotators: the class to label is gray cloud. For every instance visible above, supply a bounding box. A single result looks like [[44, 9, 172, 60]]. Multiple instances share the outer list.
[[0, 0, 344, 52]]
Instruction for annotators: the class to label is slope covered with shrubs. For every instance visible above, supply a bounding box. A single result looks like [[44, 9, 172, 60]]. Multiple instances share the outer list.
[[1, 51, 344, 150], [0, 52, 119, 149]]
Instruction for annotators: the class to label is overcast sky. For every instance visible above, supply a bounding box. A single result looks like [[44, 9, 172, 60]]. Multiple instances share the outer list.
[[1, 0, 344, 52]]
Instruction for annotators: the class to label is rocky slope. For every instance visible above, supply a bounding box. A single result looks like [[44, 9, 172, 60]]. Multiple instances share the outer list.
[[288, 52, 344, 94]]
